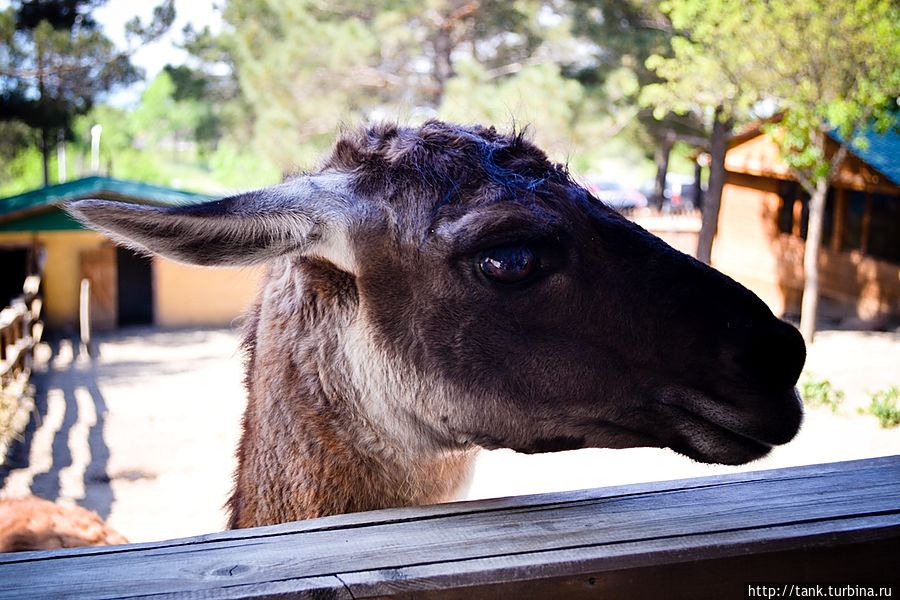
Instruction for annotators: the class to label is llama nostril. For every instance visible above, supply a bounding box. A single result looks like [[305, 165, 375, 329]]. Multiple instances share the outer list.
[[741, 320, 806, 389]]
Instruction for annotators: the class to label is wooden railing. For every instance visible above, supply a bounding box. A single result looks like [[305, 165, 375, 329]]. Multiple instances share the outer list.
[[0, 455, 897, 599], [0, 275, 43, 456], [632, 210, 702, 257]]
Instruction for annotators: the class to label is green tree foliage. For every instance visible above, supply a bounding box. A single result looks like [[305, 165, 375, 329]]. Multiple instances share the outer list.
[[640, 0, 768, 121], [0, 0, 174, 186], [72, 102, 168, 184], [219, 0, 386, 170], [131, 70, 217, 154], [4, 1, 679, 193], [0, 121, 34, 186], [162, 65, 221, 148], [751, 0, 899, 186], [568, 0, 706, 206], [69, 70, 280, 190], [439, 62, 585, 159], [187, 0, 590, 174]]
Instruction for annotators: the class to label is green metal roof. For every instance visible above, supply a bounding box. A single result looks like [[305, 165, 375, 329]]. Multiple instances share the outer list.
[[0, 176, 212, 232]]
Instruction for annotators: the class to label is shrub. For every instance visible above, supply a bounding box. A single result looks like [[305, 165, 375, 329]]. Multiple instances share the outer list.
[[799, 374, 845, 413], [866, 386, 900, 429]]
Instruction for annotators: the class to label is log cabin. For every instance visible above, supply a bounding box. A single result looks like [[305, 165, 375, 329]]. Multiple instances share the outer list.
[[712, 125, 900, 324]]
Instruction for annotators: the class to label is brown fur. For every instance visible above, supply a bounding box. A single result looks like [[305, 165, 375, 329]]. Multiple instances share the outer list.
[[229, 258, 473, 527], [0, 496, 127, 553]]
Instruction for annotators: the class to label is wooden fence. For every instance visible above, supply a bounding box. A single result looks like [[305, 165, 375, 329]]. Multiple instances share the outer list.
[[0, 275, 42, 457], [0, 455, 897, 599]]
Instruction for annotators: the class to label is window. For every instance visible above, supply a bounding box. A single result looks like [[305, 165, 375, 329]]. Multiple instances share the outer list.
[[842, 190, 866, 251], [777, 181, 799, 235], [777, 180, 833, 246], [867, 193, 900, 264], [776, 180, 899, 264]]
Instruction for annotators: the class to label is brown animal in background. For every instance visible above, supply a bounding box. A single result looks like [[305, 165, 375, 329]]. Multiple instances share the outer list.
[[0, 496, 127, 553], [69, 121, 805, 529]]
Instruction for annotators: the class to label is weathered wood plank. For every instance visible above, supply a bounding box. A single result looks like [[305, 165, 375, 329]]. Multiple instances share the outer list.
[[4, 452, 885, 560], [353, 535, 897, 600], [0, 456, 898, 599]]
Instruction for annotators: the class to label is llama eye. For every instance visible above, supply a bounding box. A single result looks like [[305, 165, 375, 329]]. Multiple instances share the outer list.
[[478, 246, 537, 283]]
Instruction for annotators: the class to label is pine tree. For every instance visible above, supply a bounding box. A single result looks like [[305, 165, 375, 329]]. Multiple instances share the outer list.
[[0, 0, 174, 186]]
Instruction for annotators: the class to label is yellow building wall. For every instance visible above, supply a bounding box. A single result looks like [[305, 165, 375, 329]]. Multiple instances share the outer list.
[[153, 258, 264, 328], [0, 230, 107, 328]]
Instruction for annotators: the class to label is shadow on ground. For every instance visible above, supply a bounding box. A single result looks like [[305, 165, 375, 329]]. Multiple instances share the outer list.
[[0, 337, 115, 519]]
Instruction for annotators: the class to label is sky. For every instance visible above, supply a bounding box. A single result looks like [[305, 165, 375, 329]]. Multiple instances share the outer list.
[[95, 0, 221, 77]]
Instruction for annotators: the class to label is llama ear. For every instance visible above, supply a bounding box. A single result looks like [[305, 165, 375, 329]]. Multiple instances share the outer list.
[[66, 174, 357, 270]]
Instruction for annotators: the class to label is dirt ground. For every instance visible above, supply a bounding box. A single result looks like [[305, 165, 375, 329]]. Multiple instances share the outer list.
[[1, 326, 898, 543]]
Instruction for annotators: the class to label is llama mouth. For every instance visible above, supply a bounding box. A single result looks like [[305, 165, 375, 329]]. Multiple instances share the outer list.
[[662, 402, 773, 465], [657, 387, 803, 465], [465, 419, 663, 455]]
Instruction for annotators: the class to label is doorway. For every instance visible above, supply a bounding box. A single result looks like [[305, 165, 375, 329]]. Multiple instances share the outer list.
[[0, 247, 31, 307], [116, 247, 154, 326], [80, 245, 155, 330]]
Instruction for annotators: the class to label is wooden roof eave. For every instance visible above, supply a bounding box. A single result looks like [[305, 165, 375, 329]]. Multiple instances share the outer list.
[[725, 164, 900, 195]]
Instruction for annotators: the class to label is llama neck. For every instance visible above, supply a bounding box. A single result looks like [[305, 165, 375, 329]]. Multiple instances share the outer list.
[[228, 261, 476, 529]]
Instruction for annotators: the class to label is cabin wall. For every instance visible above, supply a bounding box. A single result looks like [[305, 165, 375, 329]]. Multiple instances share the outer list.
[[153, 259, 263, 328], [777, 237, 900, 320], [712, 171, 900, 322], [711, 173, 788, 314]]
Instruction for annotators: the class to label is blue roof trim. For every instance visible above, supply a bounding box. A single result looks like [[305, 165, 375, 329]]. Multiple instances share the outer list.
[[0, 176, 212, 220], [831, 127, 900, 187]]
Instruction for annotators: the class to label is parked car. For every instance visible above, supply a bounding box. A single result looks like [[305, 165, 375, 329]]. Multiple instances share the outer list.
[[666, 174, 698, 210], [640, 174, 703, 211], [584, 179, 648, 211]]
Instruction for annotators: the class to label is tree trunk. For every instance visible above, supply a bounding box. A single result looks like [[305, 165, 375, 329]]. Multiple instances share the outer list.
[[57, 129, 67, 183], [432, 26, 453, 106], [799, 177, 828, 343], [693, 159, 703, 210], [651, 137, 673, 211], [696, 107, 731, 264], [37, 44, 49, 187], [40, 127, 50, 187]]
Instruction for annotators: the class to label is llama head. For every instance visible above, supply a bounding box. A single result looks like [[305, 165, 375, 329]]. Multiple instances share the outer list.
[[68, 120, 804, 466]]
